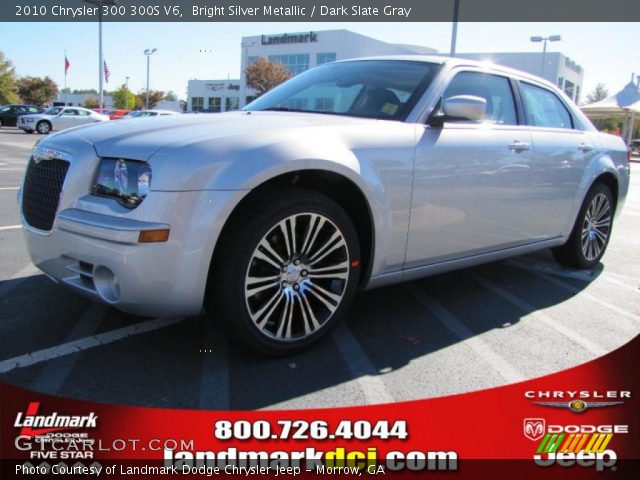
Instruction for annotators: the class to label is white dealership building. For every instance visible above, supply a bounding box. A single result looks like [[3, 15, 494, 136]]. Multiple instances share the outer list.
[[187, 29, 583, 112]]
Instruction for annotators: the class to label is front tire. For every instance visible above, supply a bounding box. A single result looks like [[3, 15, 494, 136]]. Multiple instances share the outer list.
[[36, 121, 51, 134], [552, 183, 614, 269], [207, 186, 361, 355]]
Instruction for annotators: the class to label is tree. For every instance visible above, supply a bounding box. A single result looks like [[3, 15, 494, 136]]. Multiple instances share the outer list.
[[245, 57, 291, 96], [586, 83, 608, 104], [0, 51, 19, 104], [84, 98, 100, 108], [112, 85, 136, 109], [16, 76, 58, 106], [164, 90, 178, 102], [134, 90, 164, 109]]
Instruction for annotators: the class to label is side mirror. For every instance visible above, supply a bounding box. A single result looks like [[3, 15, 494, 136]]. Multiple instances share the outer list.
[[428, 95, 487, 127]]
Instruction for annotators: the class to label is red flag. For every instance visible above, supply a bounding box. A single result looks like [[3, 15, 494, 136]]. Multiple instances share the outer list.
[[65, 55, 70, 74], [103, 60, 110, 83]]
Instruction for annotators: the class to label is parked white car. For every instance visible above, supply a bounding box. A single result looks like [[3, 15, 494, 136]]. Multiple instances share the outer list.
[[18, 107, 110, 134], [122, 110, 181, 118]]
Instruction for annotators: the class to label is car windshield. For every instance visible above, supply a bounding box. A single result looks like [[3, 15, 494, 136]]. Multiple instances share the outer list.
[[44, 107, 63, 115], [245, 60, 441, 121]]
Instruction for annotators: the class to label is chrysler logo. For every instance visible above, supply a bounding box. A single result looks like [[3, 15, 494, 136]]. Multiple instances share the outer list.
[[524, 418, 546, 441], [33, 146, 65, 163]]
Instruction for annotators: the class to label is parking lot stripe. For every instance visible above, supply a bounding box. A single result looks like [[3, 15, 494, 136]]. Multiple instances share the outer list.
[[0, 186, 20, 190], [506, 258, 640, 294], [30, 304, 109, 394], [472, 273, 608, 357], [409, 286, 526, 383], [0, 225, 21, 231], [198, 318, 230, 410], [0, 263, 41, 300], [526, 270, 640, 324], [332, 323, 395, 404], [0, 317, 185, 374]]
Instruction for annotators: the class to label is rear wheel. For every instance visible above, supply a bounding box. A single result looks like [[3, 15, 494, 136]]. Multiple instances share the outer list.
[[552, 183, 614, 269], [207, 186, 361, 355]]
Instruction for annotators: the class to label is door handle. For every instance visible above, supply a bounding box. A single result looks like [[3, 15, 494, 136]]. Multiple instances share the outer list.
[[508, 141, 531, 152], [578, 143, 594, 152]]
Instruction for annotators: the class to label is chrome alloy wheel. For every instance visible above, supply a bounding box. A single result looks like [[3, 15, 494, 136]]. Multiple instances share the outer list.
[[244, 213, 350, 342], [581, 192, 611, 261]]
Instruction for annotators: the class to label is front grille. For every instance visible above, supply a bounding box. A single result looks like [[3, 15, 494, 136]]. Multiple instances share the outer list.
[[21, 157, 70, 231]]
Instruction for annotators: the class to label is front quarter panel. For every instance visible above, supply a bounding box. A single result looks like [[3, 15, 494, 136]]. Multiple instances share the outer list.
[[148, 121, 417, 276]]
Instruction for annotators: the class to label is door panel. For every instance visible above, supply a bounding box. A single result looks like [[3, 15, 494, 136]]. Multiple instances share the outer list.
[[406, 123, 533, 267]]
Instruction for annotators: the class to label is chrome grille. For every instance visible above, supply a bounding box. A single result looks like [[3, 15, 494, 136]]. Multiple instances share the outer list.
[[21, 157, 70, 231]]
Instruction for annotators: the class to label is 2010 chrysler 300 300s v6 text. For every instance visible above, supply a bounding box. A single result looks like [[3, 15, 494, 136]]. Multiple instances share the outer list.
[[19, 56, 629, 354]]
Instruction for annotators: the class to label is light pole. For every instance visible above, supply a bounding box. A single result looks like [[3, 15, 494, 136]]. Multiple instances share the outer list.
[[144, 48, 157, 109], [450, 0, 460, 57], [125, 76, 130, 89], [530, 34, 561, 80], [83, 0, 118, 110]]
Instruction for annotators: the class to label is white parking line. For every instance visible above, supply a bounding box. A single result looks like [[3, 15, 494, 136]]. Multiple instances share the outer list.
[[0, 317, 185, 374], [332, 323, 395, 405], [526, 269, 640, 324], [409, 286, 526, 383], [0, 168, 25, 172], [0, 225, 21, 231], [0, 186, 20, 190], [472, 273, 608, 357], [506, 258, 640, 294], [31, 304, 110, 393]]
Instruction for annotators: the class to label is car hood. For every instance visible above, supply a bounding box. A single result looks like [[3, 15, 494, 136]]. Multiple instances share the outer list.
[[47, 111, 378, 161]]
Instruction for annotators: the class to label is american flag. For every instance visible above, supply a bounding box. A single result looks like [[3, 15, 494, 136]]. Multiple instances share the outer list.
[[103, 60, 110, 83], [64, 55, 70, 74]]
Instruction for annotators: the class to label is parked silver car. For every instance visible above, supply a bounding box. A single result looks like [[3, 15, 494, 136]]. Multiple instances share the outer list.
[[19, 56, 629, 353]]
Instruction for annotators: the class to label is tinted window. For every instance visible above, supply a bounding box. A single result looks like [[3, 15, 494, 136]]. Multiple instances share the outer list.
[[28, 107, 40, 113], [0, 106, 10, 113], [443, 72, 518, 125], [246, 60, 440, 121], [520, 82, 573, 129]]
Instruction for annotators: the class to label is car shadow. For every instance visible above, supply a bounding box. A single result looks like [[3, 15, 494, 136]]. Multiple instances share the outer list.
[[0, 252, 605, 410]]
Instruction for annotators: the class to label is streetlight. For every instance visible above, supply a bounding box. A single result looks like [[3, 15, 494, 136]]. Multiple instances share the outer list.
[[125, 76, 130, 89], [530, 34, 561, 79], [82, 0, 118, 110], [144, 48, 157, 109], [450, 0, 460, 57]]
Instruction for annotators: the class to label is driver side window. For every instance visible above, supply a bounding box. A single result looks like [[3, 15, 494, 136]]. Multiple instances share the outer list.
[[444, 71, 518, 125]]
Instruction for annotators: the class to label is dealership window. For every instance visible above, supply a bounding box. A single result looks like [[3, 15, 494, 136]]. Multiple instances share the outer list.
[[521, 82, 573, 129], [247, 56, 259, 65], [226, 97, 240, 111], [317, 53, 337, 65], [191, 97, 204, 112], [563, 80, 575, 101], [208, 97, 221, 112], [315, 98, 334, 111], [268, 54, 310, 76], [246, 95, 257, 105]]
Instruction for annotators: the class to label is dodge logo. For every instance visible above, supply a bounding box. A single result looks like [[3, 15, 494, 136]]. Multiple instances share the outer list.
[[524, 418, 546, 441]]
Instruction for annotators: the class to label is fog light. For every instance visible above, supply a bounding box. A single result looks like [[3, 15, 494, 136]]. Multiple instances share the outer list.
[[93, 266, 120, 303], [139, 228, 170, 243]]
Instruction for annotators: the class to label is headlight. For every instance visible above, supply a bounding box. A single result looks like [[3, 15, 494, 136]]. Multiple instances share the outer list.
[[91, 158, 152, 209]]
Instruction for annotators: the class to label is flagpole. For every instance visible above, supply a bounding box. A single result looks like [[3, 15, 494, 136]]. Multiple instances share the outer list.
[[64, 50, 68, 106]]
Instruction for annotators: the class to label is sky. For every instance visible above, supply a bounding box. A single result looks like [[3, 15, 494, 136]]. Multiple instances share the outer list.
[[1, 22, 638, 103]]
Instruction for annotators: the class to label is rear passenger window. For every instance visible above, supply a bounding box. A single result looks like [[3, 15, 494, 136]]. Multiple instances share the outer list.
[[520, 82, 573, 129], [443, 72, 518, 125]]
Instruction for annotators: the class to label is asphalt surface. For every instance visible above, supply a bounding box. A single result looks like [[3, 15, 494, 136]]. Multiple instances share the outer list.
[[0, 127, 639, 410]]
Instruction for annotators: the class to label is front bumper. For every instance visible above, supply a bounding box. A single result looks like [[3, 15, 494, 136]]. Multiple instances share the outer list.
[[22, 189, 244, 317]]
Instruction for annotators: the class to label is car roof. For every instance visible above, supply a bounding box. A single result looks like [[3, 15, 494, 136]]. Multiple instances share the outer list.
[[334, 55, 558, 90]]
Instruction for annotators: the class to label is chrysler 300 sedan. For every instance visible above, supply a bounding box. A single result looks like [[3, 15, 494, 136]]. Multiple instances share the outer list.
[[19, 56, 629, 354]]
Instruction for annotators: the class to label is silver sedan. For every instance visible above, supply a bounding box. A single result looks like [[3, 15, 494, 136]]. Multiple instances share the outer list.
[[18, 56, 629, 354]]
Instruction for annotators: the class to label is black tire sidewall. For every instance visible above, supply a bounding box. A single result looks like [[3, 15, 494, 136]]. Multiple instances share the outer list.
[[210, 187, 361, 354]]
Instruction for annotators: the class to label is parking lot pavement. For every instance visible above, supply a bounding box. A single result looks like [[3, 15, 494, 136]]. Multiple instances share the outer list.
[[0, 128, 639, 410]]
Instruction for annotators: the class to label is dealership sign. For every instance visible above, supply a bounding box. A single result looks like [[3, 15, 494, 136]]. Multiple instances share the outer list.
[[261, 31, 317, 45]]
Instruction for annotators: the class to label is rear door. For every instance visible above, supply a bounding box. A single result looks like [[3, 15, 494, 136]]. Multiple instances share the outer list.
[[406, 69, 533, 267], [518, 81, 596, 239]]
